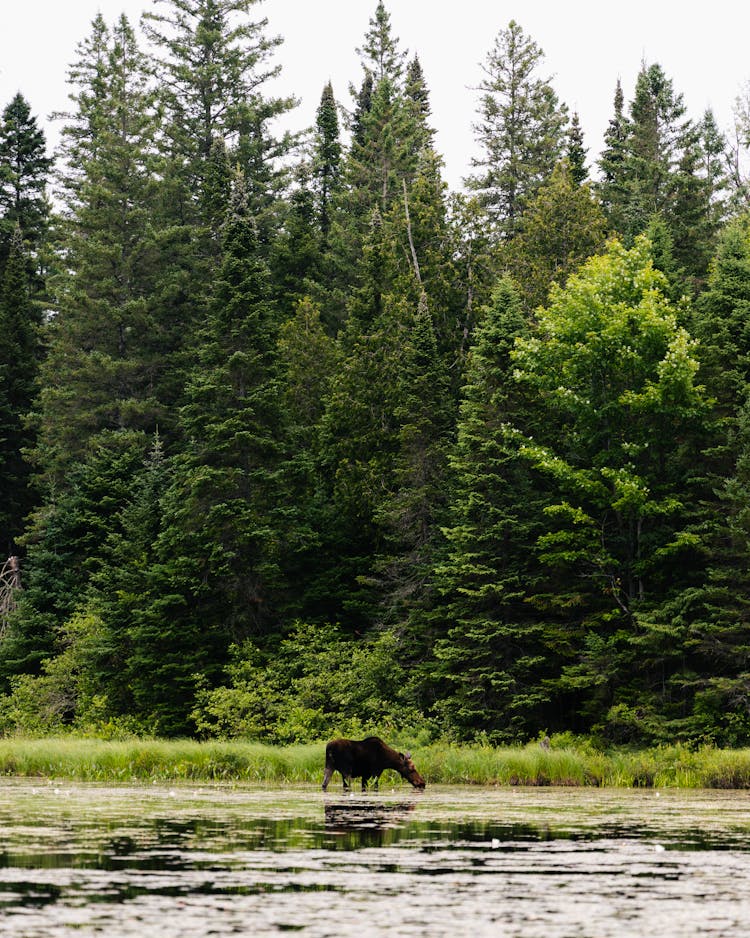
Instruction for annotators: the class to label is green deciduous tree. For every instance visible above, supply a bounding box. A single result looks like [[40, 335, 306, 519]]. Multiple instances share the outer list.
[[512, 236, 713, 734]]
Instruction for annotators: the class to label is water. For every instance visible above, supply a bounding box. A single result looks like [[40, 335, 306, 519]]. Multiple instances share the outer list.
[[1, 780, 749, 936]]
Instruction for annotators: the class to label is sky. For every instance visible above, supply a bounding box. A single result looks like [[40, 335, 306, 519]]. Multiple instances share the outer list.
[[2, 0, 750, 191]]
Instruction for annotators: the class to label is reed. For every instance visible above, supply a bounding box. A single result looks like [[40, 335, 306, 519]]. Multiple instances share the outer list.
[[2, 737, 750, 787]]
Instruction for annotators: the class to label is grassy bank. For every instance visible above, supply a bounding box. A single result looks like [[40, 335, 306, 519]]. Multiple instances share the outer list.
[[2, 737, 750, 788]]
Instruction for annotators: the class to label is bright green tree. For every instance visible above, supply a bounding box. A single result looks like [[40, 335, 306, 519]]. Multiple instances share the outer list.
[[512, 236, 713, 735]]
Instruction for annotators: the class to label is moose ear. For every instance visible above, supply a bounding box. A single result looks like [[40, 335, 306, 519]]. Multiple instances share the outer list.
[[403, 751, 412, 760]]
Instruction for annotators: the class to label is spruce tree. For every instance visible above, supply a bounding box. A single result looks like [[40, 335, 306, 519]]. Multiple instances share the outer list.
[[0, 93, 52, 272], [0, 227, 40, 552], [597, 78, 630, 234], [32, 15, 164, 488], [356, 1, 406, 83], [126, 174, 284, 733], [427, 278, 554, 740], [312, 81, 342, 239], [371, 291, 453, 626], [143, 0, 294, 232], [566, 112, 588, 185]]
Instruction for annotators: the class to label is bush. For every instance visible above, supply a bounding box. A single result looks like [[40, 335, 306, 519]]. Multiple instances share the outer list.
[[191, 621, 425, 743]]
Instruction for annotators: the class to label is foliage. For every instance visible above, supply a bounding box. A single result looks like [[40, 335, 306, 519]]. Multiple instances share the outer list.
[[3, 2, 750, 750], [191, 621, 423, 743]]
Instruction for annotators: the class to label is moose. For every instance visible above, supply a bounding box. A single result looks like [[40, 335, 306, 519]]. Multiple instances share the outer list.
[[321, 736, 426, 792]]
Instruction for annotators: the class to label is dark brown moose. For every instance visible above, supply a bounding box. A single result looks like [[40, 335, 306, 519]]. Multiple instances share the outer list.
[[322, 736, 426, 791]]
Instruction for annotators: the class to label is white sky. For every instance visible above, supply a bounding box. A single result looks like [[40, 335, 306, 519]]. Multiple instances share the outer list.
[[2, 0, 749, 191]]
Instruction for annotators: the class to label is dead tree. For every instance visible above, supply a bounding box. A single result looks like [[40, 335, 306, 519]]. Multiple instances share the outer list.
[[0, 556, 21, 640]]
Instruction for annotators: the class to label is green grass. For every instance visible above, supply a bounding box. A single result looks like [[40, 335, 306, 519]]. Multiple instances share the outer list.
[[2, 737, 750, 787]]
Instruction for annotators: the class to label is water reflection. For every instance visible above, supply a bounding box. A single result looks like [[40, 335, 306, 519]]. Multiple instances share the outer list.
[[1, 783, 750, 936], [323, 799, 418, 848]]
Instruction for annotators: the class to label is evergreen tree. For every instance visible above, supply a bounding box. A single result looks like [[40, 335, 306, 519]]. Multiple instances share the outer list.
[[597, 78, 630, 234], [692, 213, 750, 420], [82, 434, 173, 721], [312, 81, 342, 239], [0, 93, 52, 272], [143, 0, 294, 226], [466, 20, 568, 240], [32, 15, 164, 488], [356, 1, 406, 83], [670, 390, 750, 744], [0, 227, 40, 552], [124, 174, 284, 732], [351, 71, 374, 149], [503, 159, 607, 309], [274, 297, 336, 620], [371, 291, 453, 626], [404, 54, 435, 153], [0, 431, 150, 684], [427, 278, 555, 740], [566, 111, 588, 185]]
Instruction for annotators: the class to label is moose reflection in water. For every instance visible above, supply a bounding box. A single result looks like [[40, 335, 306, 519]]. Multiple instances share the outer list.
[[323, 800, 419, 848], [321, 736, 426, 791]]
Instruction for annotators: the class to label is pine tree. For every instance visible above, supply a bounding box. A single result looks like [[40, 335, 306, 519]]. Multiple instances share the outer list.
[[467, 20, 568, 240], [143, 0, 294, 232]]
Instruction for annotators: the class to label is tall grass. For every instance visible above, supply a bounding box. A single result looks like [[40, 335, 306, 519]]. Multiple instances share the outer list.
[[2, 737, 750, 787]]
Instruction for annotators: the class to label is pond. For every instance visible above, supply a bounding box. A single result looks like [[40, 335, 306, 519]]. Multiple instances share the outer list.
[[0, 779, 749, 936]]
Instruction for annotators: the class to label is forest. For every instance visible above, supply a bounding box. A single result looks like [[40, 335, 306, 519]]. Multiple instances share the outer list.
[[2, 0, 750, 748]]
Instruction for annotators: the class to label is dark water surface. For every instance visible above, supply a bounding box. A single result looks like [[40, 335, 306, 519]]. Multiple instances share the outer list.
[[1, 780, 749, 936]]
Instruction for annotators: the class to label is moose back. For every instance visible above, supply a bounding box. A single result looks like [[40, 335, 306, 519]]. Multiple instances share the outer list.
[[322, 736, 426, 791]]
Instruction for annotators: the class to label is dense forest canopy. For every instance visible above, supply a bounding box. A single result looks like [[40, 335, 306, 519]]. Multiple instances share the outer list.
[[2, 0, 750, 745]]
